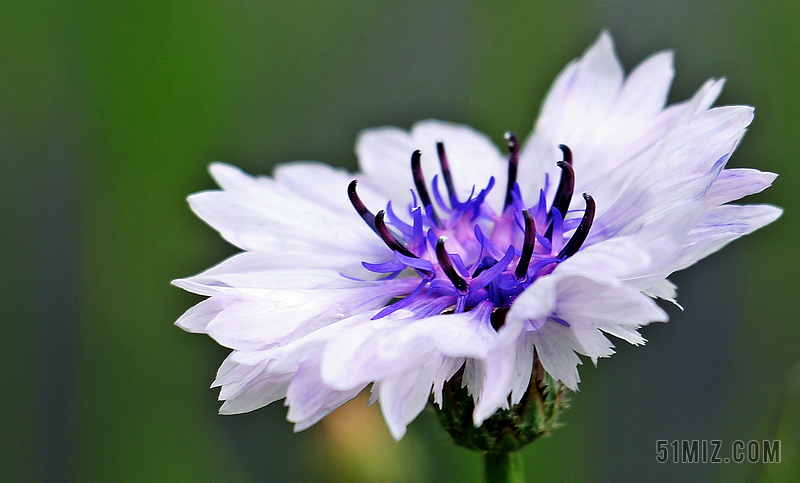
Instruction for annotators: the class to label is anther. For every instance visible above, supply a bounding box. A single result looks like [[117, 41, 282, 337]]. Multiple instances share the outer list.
[[558, 144, 572, 165], [556, 193, 595, 259], [545, 146, 575, 240], [347, 180, 376, 232], [504, 132, 519, 210], [515, 209, 536, 279], [436, 141, 457, 203], [551, 159, 574, 221], [375, 210, 417, 259], [436, 237, 468, 292], [411, 150, 442, 227]]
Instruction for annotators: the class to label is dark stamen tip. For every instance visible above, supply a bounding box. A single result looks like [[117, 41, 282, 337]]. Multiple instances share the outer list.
[[551, 159, 575, 221], [411, 150, 442, 227], [515, 209, 536, 279], [436, 141, 446, 158], [556, 193, 595, 260], [436, 237, 468, 292], [503, 132, 520, 210], [411, 150, 424, 182], [375, 210, 416, 259], [558, 144, 573, 165], [347, 179, 376, 231], [505, 132, 519, 151], [581, 193, 596, 219], [436, 141, 457, 202]]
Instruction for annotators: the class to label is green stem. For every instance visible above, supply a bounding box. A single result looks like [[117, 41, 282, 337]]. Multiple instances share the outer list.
[[483, 451, 524, 483]]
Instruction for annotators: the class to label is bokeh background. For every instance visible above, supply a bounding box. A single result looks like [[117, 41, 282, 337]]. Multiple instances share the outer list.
[[3, 1, 799, 482]]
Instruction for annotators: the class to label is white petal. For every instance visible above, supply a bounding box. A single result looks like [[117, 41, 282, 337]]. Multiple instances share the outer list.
[[354, 126, 417, 205], [529, 321, 583, 391], [189, 164, 383, 258], [198, 282, 410, 351], [273, 162, 357, 214], [615, 51, 674, 119], [472, 349, 517, 425], [643, 279, 681, 307], [285, 361, 366, 432], [552, 237, 653, 284], [554, 277, 668, 327], [675, 203, 783, 271], [506, 276, 557, 328], [175, 297, 227, 333], [431, 357, 464, 407], [208, 162, 259, 191], [320, 308, 498, 390], [507, 273, 667, 388], [704, 168, 778, 207], [213, 353, 252, 388], [204, 296, 343, 351], [536, 31, 624, 139], [593, 105, 754, 242], [462, 358, 485, 399], [379, 364, 438, 440], [508, 331, 535, 405], [218, 364, 292, 414]]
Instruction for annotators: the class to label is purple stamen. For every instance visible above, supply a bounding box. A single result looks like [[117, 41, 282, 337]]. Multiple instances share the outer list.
[[411, 207, 426, 255], [471, 246, 515, 289], [468, 176, 496, 221], [431, 175, 453, 214], [504, 132, 519, 210], [375, 210, 416, 258], [556, 193, 595, 260], [386, 201, 414, 238], [362, 259, 407, 273], [515, 210, 536, 279], [436, 141, 457, 203], [546, 207, 564, 249], [411, 150, 442, 228], [450, 253, 470, 278], [454, 296, 467, 313], [372, 276, 432, 320], [354, 140, 596, 317], [347, 180, 376, 232], [436, 237, 468, 292], [473, 225, 506, 261], [394, 251, 435, 272]]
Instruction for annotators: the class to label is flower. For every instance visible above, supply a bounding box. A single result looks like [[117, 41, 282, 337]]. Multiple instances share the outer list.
[[174, 32, 782, 441]]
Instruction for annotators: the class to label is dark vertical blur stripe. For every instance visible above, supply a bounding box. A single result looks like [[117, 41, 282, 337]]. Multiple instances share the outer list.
[[74, 2, 239, 482], [739, 4, 800, 481], [0, 2, 40, 480], [36, 21, 81, 483], [0, 2, 80, 482]]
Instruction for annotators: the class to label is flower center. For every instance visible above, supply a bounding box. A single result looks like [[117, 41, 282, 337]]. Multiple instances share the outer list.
[[348, 134, 595, 321]]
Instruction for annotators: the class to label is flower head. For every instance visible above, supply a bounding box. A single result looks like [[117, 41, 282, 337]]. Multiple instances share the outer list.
[[174, 32, 781, 441]]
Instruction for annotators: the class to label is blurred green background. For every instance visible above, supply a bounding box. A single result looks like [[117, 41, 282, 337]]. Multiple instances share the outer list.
[[2, 1, 798, 482]]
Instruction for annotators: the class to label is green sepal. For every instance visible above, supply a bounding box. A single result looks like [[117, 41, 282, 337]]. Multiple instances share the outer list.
[[433, 361, 568, 453]]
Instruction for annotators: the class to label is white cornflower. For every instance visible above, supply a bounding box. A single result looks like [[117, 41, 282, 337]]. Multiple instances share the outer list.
[[174, 32, 781, 441]]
